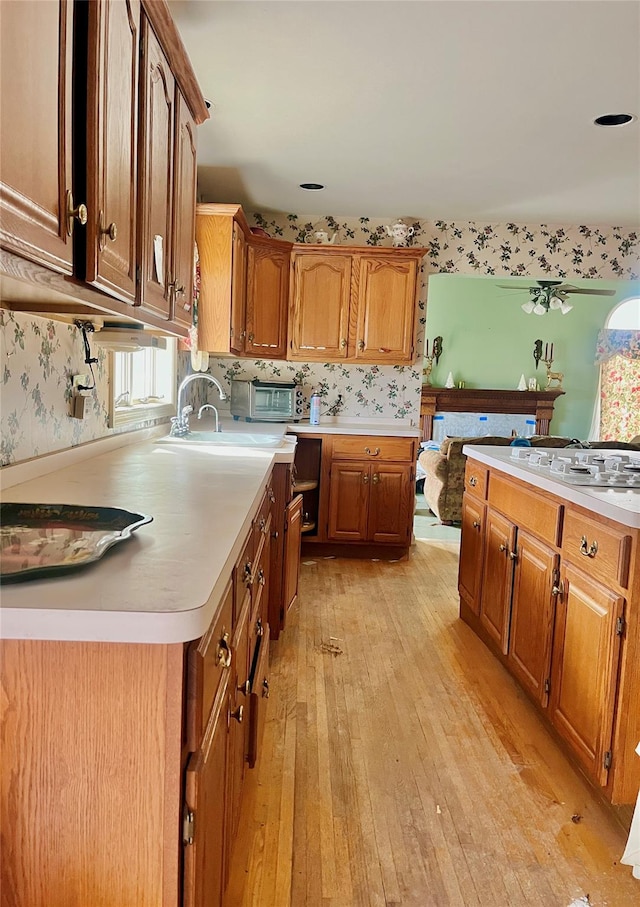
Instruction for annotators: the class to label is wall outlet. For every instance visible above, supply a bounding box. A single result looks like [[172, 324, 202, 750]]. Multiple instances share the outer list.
[[73, 374, 90, 390]]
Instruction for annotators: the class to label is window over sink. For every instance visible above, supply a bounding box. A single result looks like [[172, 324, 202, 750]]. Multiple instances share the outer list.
[[109, 340, 177, 428]]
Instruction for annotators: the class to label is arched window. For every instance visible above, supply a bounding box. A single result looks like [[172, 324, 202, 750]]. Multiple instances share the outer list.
[[591, 298, 640, 441]]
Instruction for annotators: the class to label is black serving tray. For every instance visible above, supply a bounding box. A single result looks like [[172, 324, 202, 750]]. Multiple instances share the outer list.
[[0, 503, 153, 584]]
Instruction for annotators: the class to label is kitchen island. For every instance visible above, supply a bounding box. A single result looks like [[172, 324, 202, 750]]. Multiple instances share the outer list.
[[458, 445, 640, 807], [0, 425, 298, 907]]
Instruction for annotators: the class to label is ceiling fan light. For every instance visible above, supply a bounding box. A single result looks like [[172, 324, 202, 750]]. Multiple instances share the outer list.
[[549, 295, 562, 309], [560, 301, 573, 315], [521, 301, 535, 314], [533, 303, 548, 315]]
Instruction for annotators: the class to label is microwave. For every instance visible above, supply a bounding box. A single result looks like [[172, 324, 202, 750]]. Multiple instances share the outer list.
[[230, 378, 304, 422]]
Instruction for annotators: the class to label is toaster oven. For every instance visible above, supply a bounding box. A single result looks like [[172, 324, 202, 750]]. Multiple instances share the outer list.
[[230, 378, 304, 422]]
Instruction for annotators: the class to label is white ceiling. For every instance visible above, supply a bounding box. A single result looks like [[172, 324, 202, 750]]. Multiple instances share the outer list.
[[170, 0, 640, 225]]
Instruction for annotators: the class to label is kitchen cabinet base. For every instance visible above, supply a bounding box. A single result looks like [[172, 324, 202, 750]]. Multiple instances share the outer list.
[[301, 540, 411, 561]]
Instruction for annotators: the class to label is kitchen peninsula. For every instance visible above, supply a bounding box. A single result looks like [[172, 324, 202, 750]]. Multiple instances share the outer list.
[[0, 425, 298, 907], [458, 444, 640, 807]]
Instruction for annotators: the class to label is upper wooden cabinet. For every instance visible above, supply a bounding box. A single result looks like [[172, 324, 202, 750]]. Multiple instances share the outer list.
[[196, 205, 424, 363], [245, 240, 290, 359], [290, 246, 424, 364], [196, 204, 292, 358], [0, 0, 208, 334], [0, 0, 74, 274]]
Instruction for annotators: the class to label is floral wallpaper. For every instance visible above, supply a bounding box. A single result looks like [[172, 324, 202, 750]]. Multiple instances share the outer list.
[[1, 215, 638, 465]]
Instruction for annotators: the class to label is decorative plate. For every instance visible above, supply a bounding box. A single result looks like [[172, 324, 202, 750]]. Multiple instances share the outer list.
[[0, 503, 153, 584]]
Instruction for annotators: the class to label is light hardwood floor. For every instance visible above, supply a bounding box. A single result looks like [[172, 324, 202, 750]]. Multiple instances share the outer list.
[[227, 538, 638, 907]]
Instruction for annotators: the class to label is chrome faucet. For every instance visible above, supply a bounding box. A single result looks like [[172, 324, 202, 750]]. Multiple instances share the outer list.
[[197, 403, 220, 432], [170, 373, 227, 437]]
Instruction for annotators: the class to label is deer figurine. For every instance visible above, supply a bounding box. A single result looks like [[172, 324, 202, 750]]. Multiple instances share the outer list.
[[544, 358, 563, 388]]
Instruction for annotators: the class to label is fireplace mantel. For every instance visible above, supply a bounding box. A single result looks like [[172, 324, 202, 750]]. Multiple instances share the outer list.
[[420, 386, 565, 440]]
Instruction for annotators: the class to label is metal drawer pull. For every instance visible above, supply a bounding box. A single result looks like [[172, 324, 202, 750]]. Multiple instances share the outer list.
[[216, 632, 232, 668], [363, 473, 369, 484], [469, 476, 477, 487], [243, 561, 253, 583], [66, 190, 88, 235], [372, 473, 380, 485], [364, 447, 381, 456], [259, 517, 267, 533], [268, 488, 276, 503], [238, 679, 250, 695], [262, 678, 270, 699], [499, 543, 507, 553], [258, 568, 266, 587], [98, 210, 117, 250], [472, 520, 481, 530], [256, 618, 264, 637], [580, 535, 598, 558]]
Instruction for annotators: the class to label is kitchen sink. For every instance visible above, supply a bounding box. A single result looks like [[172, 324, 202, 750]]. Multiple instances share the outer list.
[[159, 431, 284, 448]]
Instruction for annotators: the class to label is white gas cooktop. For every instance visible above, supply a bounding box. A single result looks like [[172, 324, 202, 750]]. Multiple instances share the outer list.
[[510, 448, 640, 488]]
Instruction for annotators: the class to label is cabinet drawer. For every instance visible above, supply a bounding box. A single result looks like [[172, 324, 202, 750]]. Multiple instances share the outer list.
[[562, 510, 632, 589], [465, 461, 488, 500], [488, 475, 562, 546], [248, 623, 271, 769], [331, 435, 415, 462], [187, 580, 233, 751]]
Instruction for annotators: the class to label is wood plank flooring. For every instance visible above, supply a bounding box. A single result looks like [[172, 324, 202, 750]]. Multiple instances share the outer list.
[[227, 539, 638, 906]]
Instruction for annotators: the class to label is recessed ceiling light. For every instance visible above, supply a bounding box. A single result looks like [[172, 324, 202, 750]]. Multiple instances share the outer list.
[[299, 183, 325, 190], [594, 113, 635, 127]]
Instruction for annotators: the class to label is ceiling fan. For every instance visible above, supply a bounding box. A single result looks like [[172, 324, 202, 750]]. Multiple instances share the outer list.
[[497, 280, 616, 315]]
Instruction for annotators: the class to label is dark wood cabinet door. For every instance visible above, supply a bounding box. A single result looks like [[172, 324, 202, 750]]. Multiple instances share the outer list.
[[183, 686, 228, 907], [290, 254, 352, 360], [479, 509, 516, 654], [508, 531, 558, 706], [85, 0, 140, 303], [352, 256, 417, 362], [282, 494, 303, 614], [368, 463, 413, 545], [171, 91, 197, 326], [225, 593, 250, 883], [247, 623, 270, 770], [458, 495, 486, 615], [230, 221, 247, 353], [550, 564, 624, 786], [327, 462, 370, 541], [245, 243, 289, 358], [137, 16, 174, 317], [0, 0, 74, 274]]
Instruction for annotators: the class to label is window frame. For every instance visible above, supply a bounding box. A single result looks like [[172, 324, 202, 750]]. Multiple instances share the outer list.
[[108, 340, 177, 428]]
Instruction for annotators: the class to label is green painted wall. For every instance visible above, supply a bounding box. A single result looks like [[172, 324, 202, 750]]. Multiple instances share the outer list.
[[424, 275, 639, 440]]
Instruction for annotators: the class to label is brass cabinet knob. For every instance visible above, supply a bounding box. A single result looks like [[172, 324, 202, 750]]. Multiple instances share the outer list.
[[372, 473, 380, 485], [469, 476, 478, 487], [98, 210, 117, 250], [230, 704, 244, 724], [257, 568, 266, 587], [268, 488, 276, 503], [499, 543, 507, 553], [262, 678, 270, 699], [259, 517, 267, 534], [362, 473, 369, 484], [552, 581, 565, 598], [472, 520, 481, 530], [256, 617, 264, 637], [243, 561, 253, 584], [216, 631, 232, 668], [580, 535, 598, 558], [357, 339, 365, 351], [65, 190, 88, 236], [271, 530, 279, 539], [238, 679, 250, 695], [340, 338, 347, 348]]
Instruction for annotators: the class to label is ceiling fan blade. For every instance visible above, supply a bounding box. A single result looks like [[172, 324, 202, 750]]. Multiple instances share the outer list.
[[561, 286, 616, 297], [496, 284, 531, 290]]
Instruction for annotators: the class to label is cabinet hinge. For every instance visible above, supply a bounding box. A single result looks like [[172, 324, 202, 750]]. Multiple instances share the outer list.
[[615, 616, 626, 637], [284, 515, 288, 532], [604, 751, 612, 771], [183, 806, 195, 846], [543, 678, 551, 695]]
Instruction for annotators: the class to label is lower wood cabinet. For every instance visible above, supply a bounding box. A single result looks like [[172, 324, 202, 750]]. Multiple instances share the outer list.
[[549, 563, 624, 787], [0, 467, 303, 906], [294, 433, 418, 557], [458, 458, 640, 805]]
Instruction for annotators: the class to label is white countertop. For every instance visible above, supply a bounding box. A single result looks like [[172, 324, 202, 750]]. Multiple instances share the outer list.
[[463, 445, 640, 529], [289, 416, 421, 437], [1, 425, 296, 644]]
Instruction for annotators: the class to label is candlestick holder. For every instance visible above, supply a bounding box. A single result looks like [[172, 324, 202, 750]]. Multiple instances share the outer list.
[[423, 335, 443, 386]]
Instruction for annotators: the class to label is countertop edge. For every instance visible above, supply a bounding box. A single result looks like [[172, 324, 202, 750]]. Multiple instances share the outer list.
[[463, 445, 640, 529]]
